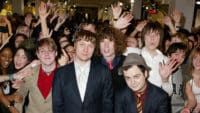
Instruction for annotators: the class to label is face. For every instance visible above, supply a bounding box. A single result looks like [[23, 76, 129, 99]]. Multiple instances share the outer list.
[[169, 49, 186, 66], [171, 37, 182, 44], [82, 24, 96, 33], [17, 26, 30, 37], [74, 39, 95, 63], [65, 45, 75, 60], [126, 37, 138, 48], [144, 31, 160, 51], [14, 49, 29, 70], [0, 48, 13, 70], [36, 45, 57, 66], [15, 36, 25, 48], [59, 37, 69, 48], [100, 39, 115, 59], [192, 54, 200, 71], [123, 65, 147, 93]]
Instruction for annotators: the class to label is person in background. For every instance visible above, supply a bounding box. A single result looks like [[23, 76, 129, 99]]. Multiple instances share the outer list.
[[166, 43, 189, 113], [141, 21, 179, 96], [181, 47, 200, 113]]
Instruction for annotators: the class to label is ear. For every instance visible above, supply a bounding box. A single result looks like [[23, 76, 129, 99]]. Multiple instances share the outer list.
[[55, 51, 58, 56], [144, 70, 148, 78], [36, 51, 39, 58]]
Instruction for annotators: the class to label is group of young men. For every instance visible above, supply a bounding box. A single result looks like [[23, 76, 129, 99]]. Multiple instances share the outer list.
[[8, 21, 190, 113]]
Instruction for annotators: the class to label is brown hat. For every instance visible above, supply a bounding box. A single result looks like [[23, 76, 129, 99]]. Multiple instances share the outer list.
[[118, 53, 151, 75]]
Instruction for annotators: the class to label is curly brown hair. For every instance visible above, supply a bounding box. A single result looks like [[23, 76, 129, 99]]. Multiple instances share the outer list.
[[95, 26, 127, 56]]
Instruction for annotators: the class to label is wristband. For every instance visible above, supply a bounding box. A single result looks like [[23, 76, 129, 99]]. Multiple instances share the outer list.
[[114, 18, 118, 21], [9, 74, 15, 81], [7, 102, 14, 108]]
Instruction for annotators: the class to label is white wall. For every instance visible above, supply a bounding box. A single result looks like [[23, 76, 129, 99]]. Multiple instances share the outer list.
[[175, 0, 195, 31]]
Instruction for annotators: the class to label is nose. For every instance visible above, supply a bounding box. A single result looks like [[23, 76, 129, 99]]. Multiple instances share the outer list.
[[104, 41, 110, 48], [83, 46, 89, 53]]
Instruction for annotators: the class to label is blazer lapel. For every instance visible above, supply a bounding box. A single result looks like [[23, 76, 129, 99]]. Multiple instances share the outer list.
[[143, 83, 153, 113], [32, 66, 47, 101], [83, 61, 95, 104], [69, 63, 82, 104], [127, 88, 138, 113]]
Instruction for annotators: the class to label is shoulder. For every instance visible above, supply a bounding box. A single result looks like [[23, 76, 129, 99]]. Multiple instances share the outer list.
[[115, 86, 130, 99], [148, 82, 169, 98], [56, 62, 73, 73]]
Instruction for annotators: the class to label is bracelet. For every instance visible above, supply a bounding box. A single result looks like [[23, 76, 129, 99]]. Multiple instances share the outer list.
[[9, 74, 15, 81], [7, 101, 14, 108], [114, 18, 118, 21]]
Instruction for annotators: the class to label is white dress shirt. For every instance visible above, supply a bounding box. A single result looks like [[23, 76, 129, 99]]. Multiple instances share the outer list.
[[141, 47, 173, 96], [74, 60, 91, 102]]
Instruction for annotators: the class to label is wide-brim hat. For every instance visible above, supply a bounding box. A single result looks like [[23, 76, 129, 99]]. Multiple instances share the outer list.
[[118, 53, 151, 75]]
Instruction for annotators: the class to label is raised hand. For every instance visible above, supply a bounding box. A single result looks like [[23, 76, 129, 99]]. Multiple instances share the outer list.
[[171, 9, 182, 24], [38, 1, 50, 20], [113, 12, 133, 29], [135, 20, 147, 32], [163, 16, 176, 34], [58, 49, 70, 66], [111, 2, 122, 19], [159, 58, 179, 82]]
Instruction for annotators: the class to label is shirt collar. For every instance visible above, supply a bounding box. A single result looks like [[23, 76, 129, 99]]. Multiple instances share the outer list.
[[100, 56, 121, 69]]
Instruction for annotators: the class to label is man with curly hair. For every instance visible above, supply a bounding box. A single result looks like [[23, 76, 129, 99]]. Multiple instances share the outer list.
[[96, 26, 127, 90]]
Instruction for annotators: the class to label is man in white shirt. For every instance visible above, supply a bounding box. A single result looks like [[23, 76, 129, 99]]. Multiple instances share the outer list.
[[140, 21, 179, 96]]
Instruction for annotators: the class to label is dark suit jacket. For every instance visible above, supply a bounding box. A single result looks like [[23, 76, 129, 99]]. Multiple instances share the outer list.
[[114, 82, 170, 113], [52, 60, 113, 113]]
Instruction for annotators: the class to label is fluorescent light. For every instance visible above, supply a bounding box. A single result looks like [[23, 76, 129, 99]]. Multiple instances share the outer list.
[[196, 1, 200, 5], [130, 0, 135, 3]]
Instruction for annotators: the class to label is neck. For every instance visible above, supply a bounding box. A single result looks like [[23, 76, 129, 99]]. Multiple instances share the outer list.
[[74, 57, 90, 66], [144, 47, 157, 57], [193, 69, 200, 78], [137, 82, 147, 94], [41, 62, 56, 74], [104, 55, 115, 62]]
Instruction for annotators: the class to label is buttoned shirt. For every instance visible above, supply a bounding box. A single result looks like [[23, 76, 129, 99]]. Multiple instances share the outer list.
[[141, 47, 173, 96], [74, 60, 91, 102]]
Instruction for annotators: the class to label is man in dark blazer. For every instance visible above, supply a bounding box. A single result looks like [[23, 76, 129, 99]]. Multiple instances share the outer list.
[[115, 53, 170, 113], [52, 30, 113, 113]]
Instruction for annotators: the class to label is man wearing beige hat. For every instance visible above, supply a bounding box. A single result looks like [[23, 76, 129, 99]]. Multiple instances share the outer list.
[[115, 53, 170, 113]]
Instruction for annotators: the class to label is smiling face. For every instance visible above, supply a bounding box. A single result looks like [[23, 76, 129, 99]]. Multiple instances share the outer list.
[[169, 49, 186, 67], [192, 54, 200, 71], [123, 65, 147, 93], [100, 38, 115, 60], [14, 49, 29, 70], [15, 36, 25, 48], [0, 48, 13, 71]]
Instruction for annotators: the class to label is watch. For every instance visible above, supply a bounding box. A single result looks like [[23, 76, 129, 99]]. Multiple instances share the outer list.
[[7, 102, 14, 108]]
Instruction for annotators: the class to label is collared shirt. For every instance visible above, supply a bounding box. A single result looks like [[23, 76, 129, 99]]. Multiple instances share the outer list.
[[134, 86, 147, 107], [101, 56, 121, 70], [123, 47, 141, 56], [38, 65, 56, 99], [74, 60, 91, 102], [141, 47, 173, 96]]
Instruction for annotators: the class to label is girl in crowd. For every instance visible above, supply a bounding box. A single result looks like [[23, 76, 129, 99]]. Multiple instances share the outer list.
[[184, 47, 200, 113], [0, 46, 34, 113], [0, 45, 14, 113]]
